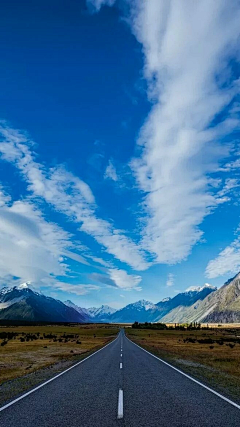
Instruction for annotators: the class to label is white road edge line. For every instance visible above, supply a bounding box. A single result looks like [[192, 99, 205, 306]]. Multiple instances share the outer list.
[[117, 389, 123, 419], [120, 362, 123, 369], [0, 334, 120, 413], [126, 336, 240, 411]]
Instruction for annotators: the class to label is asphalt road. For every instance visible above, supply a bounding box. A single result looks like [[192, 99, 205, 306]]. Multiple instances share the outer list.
[[0, 329, 240, 426]]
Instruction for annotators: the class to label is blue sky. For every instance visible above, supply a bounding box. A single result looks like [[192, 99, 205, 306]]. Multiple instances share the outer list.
[[0, 0, 240, 308]]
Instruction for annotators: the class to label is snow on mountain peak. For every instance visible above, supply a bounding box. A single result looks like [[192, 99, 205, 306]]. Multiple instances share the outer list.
[[88, 305, 116, 317], [131, 300, 156, 310], [161, 297, 171, 302], [17, 282, 31, 290], [185, 283, 216, 293]]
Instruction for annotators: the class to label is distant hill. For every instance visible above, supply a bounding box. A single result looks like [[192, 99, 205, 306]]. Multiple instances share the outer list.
[[0, 284, 87, 322]]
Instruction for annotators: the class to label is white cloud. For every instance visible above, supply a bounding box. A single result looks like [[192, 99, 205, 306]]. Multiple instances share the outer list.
[[51, 282, 100, 296], [0, 196, 71, 285], [87, 0, 116, 12], [108, 268, 142, 290], [62, 250, 90, 266], [1, 1, 240, 288], [90, 268, 142, 290], [129, 0, 240, 264], [221, 158, 240, 172], [217, 178, 239, 197], [85, 255, 112, 268], [166, 273, 174, 287], [90, 1, 240, 264], [104, 159, 118, 181], [0, 123, 149, 271], [206, 239, 240, 279]]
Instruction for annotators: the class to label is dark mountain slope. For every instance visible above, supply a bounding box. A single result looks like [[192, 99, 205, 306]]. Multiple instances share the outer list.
[[0, 285, 86, 322]]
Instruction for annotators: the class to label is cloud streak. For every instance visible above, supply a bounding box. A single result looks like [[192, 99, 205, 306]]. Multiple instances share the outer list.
[[206, 238, 240, 279], [90, 268, 142, 290], [88, 0, 240, 268], [129, 0, 240, 264], [166, 273, 174, 287], [0, 123, 149, 272], [104, 159, 118, 181], [0, 197, 71, 285]]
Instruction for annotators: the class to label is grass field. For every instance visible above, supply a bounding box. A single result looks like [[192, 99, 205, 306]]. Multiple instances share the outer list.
[[0, 324, 119, 385], [126, 326, 240, 401]]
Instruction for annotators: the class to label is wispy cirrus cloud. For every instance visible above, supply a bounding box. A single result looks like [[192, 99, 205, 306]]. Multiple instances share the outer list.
[[86, 0, 115, 13], [50, 282, 100, 296], [108, 268, 142, 290], [206, 238, 240, 279], [90, 268, 142, 291], [1, 0, 240, 295], [166, 273, 174, 287], [0, 123, 149, 272], [0, 195, 71, 285], [104, 159, 118, 182], [129, 0, 240, 264], [89, 0, 240, 269]]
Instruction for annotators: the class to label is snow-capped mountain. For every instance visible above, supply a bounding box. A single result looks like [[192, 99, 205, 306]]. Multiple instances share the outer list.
[[87, 305, 116, 319], [64, 300, 90, 318], [109, 286, 217, 323], [64, 302, 117, 322], [162, 274, 240, 323], [0, 283, 87, 322], [160, 297, 171, 303], [2, 280, 235, 324], [109, 300, 160, 323], [154, 284, 217, 322], [185, 283, 215, 293]]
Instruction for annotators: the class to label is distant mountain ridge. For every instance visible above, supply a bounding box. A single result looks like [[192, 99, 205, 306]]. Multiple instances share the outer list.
[[160, 274, 240, 323], [108, 285, 217, 323], [0, 284, 87, 322], [1, 276, 240, 323], [64, 301, 117, 322], [108, 300, 159, 323]]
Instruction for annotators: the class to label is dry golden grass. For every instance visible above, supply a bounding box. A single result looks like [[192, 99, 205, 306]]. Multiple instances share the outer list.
[[0, 324, 118, 384], [127, 327, 240, 400], [165, 323, 240, 329]]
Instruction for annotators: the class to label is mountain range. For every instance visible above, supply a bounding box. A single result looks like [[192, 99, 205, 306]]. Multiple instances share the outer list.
[[0, 284, 87, 322], [0, 274, 240, 323]]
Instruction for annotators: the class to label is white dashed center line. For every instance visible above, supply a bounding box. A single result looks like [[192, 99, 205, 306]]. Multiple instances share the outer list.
[[120, 362, 123, 369], [117, 389, 123, 419]]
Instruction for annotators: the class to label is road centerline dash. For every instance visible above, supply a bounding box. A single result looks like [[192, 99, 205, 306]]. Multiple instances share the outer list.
[[117, 389, 123, 419]]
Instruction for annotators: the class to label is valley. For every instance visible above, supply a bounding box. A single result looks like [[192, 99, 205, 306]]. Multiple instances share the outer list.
[[0, 272, 240, 324]]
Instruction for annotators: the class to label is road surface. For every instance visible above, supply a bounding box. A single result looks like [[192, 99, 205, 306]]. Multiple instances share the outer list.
[[0, 329, 239, 426]]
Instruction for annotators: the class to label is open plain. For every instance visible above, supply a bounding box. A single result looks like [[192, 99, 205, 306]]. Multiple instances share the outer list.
[[127, 325, 240, 402]]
